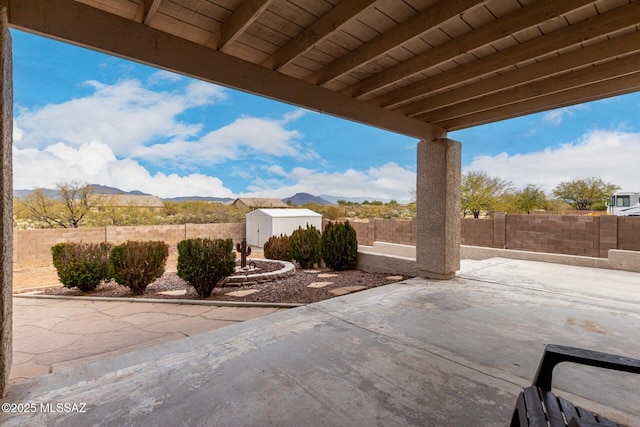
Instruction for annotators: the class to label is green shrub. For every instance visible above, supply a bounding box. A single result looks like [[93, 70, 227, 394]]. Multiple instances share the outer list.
[[321, 221, 358, 271], [289, 225, 322, 269], [109, 241, 168, 295], [177, 238, 236, 298], [51, 242, 112, 292], [263, 234, 291, 261]]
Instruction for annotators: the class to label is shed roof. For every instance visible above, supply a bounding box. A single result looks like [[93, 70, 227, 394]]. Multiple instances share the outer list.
[[247, 208, 322, 218]]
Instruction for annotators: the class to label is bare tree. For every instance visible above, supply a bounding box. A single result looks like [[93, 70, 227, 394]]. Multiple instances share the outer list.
[[19, 180, 100, 228]]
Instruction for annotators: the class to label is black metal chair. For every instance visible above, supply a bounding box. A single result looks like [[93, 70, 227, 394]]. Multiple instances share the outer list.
[[510, 344, 640, 427]]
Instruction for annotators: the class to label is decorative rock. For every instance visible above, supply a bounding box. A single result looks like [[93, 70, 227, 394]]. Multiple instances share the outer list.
[[225, 289, 260, 297], [318, 273, 339, 278], [328, 286, 367, 296], [307, 282, 333, 288], [303, 270, 320, 274], [386, 276, 404, 281], [158, 290, 187, 296]]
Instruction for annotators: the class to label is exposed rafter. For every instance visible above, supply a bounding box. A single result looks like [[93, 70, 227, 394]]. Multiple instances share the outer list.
[[7, 0, 444, 140], [207, 0, 272, 51], [374, 1, 640, 109], [421, 53, 640, 124], [402, 30, 640, 118], [436, 72, 640, 130], [305, 0, 484, 86], [345, 0, 597, 99], [5, 0, 640, 134], [141, 0, 162, 25], [262, 0, 376, 71]]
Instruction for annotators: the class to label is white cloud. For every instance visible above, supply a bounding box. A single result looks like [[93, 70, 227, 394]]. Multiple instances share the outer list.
[[465, 129, 640, 192], [13, 141, 234, 198], [132, 113, 318, 165], [242, 162, 416, 202], [14, 77, 227, 157], [15, 77, 316, 169], [541, 105, 588, 125], [13, 120, 22, 142]]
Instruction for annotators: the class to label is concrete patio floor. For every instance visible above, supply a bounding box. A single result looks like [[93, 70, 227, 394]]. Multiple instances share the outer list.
[[9, 298, 288, 383], [1, 257, 639, 426]]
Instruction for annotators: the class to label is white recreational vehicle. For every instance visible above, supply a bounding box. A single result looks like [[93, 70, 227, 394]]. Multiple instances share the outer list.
[[608, 192, 640, 216]]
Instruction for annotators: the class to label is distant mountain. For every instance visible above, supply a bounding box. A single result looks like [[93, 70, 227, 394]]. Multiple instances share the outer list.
[[163, 196, 234, 203], [13, 188, 59, 199], [14, 184, 151, 200], [283, 193, 332, 206], [92, 185, 151, 196], [319, 195, 392, 204]]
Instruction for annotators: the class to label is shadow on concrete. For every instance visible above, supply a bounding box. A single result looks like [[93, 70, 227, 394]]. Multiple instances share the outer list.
[[1, 258, 639, 426]]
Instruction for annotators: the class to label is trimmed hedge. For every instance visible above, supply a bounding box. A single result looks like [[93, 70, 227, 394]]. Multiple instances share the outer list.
[[263, 234, 291, 261], [322, 221, 358, 271], [51, 242, 112, 292], [289, 225, 322, 269], [177, 238, 236, 298], [109, 241, 169, 295]]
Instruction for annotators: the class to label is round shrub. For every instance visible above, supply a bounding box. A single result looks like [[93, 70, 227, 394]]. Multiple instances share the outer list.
[[321, 221, 358, 271], [51, 242, 112, 292], [177, 238, 236, 298], [289, 225, 322, 269], [109, 241, 168, 295], [263, 234, 291, 261]]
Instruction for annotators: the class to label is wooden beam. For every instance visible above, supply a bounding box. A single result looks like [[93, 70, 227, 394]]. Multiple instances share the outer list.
[[306, 0, 484, 85], [262, 0, 376, 71], [143, 0, 162, 26], [208, 0, 272, 51], [421, 53, 640, 123], [345, 0, 597, 98], [7, 0, 444, 140], [374, 1, 640, 108], [401, 30, 640, 117], [436, 73, 640, 131]]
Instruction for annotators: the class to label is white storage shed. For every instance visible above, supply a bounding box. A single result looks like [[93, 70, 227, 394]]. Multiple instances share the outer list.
[[246, 209, 323, 248]]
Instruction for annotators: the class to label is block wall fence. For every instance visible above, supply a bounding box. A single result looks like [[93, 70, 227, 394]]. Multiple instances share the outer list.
[[13, 214, 640, 265], [13, 223, 245, 265], [328, 214, 640, 258]]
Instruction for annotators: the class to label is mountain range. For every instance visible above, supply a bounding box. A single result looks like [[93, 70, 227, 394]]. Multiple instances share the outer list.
[[13, 186, 387, 205]]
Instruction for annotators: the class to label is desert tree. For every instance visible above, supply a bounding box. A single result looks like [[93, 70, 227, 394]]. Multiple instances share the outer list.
[[552, 177, 619, 210], [513, 184, 549, 214], [461, 171, 513, 218], [19, 180, 101, 228]]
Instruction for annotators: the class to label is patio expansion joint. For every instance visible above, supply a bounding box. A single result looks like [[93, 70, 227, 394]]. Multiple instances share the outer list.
[[308, 305, 524, 389]]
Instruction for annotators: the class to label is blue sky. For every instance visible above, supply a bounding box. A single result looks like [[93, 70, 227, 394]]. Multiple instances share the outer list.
[[12, 29, 640, 202]]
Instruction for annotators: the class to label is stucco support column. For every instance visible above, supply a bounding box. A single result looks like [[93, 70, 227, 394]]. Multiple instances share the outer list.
[[0, 5, 11, 397], [416, 139, 461, 279]]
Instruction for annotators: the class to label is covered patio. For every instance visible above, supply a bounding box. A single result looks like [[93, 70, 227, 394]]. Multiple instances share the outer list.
[[2, 258, 640, 425], [1, 0, 640, 418]]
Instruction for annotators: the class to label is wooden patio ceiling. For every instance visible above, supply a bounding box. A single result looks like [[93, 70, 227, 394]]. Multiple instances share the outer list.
[[5, 0, 640, 139]]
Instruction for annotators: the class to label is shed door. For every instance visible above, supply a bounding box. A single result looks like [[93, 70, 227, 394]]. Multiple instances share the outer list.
[[251, 215, 269, 247]]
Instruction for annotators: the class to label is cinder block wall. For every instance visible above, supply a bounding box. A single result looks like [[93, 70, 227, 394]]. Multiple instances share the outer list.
[[461, 218, 494, 247], [14, 223, 246, 266], [618, 217, 640, 251], [186, 223, 245, 241], [461, 214, 640, 258], [324, 219, 415, 246], [16, 228, 106, 265], [506, 214, 600, 257], [14, 216, 640, 266], [373, 218, 416, 245]]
